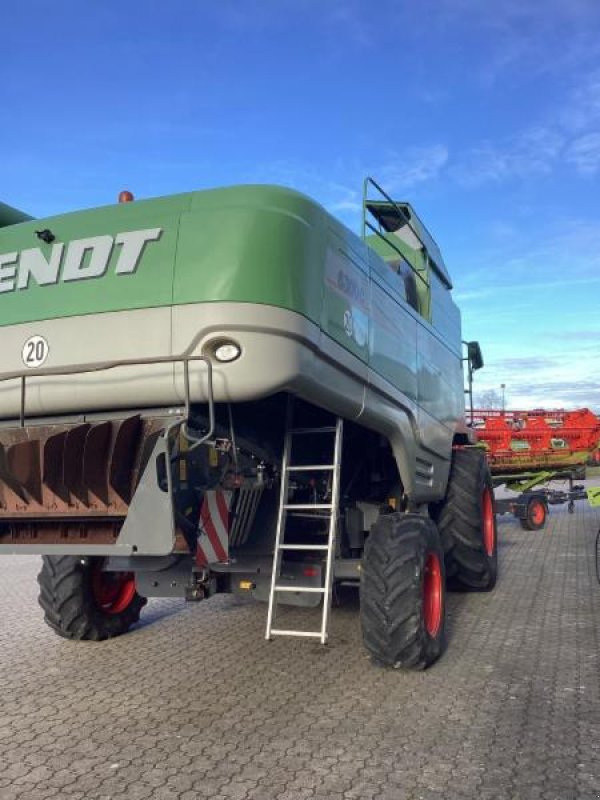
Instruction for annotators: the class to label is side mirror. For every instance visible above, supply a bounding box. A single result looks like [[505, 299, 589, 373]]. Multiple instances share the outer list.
[[467, 341, 484, 371]]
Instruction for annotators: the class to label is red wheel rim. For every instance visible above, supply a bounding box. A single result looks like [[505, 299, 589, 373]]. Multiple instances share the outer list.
[[91, 565, 137, 615], [531, 501, 545, 526], [423, 552, 443, 638], [482, 487, 495, 556]]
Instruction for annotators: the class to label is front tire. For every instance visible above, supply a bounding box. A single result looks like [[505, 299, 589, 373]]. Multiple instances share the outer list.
[[360, 513, 446, 670], [38, 556, 146, 640], [436, 448, 498, 591]]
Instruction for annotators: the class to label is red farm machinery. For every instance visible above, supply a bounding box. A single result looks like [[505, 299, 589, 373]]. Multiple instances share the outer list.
[[471, 408, 600, 530]]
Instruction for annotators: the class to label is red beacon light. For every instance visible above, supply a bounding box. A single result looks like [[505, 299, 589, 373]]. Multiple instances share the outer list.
[[118, 190, 135, 204]]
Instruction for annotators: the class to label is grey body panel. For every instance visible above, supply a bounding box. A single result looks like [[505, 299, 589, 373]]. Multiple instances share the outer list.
[[212, 557, 323, 608], [131, 554, 323, 607], [115, 553, 358, 600], [117, 434, 176, 555], [134, 557, 197, 598], [0, 303, 455, 502]]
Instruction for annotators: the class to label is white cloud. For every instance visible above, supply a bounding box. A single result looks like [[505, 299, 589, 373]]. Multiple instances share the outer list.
[[455, 275, 600, 304], [565, 132, 600, 174], [242, 146, 450, 230], [449, 67, 600, 185], [324, 1, 374, 48], [329, 199, 362, 213], [374, 146, 449, 192], [435, 0, 600, 85], [562, 70, 600, 131], [474, 363, 600, 412], [451, 127, 564, 186]]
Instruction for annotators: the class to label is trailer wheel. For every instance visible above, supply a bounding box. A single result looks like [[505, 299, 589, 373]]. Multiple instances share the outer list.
[[520, 497, 547, 530], [435, 448, 498, 591], [360, 513, 446, 670], [38, 556, 146, 641]]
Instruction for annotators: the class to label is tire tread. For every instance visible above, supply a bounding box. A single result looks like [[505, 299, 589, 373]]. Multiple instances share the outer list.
[[435, 448, 498, 590], [360, 514, 446, 670], [38, 556, 146, 641]]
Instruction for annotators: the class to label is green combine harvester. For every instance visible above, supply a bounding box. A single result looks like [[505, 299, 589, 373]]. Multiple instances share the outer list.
[[0, 178, 495, 669]]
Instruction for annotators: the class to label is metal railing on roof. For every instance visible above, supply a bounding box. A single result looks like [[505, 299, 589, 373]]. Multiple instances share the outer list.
[[361, 176, 429, 290]]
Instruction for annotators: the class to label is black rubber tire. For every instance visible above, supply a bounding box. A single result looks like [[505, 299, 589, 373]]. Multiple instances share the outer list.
[[520, 497, 547, 531], [360, 513, 446, 670], [435, 448, 498, 591], [38, 556, 146, 641]]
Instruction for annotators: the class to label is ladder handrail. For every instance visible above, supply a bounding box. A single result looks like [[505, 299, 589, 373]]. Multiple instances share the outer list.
[[265, 398, 294, 639], [320, 416, 343, 642]]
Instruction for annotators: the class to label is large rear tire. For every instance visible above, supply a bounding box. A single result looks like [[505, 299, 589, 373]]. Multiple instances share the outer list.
[[360, 513, 446, 670], [436, 448, 498, 591], [38, 556, 146, 640]]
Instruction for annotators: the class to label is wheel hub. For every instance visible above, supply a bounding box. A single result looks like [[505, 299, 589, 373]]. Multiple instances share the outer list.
[[531, 501, 545, 526], [482, 487, 495, 556], [423, 552, 443, 638], [91, 565, 137, 615]]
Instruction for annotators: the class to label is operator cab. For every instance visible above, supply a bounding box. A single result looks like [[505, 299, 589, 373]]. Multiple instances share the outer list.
[[364, 197, 452, 290]]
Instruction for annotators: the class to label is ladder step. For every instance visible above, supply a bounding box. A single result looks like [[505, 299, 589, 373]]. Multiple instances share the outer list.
[[289, 426, 337, 434], [283, 503, 333, 511], [285, 464, 335, 472], [269, 630, 323, 638], [278, 544, 328, 551], [275, 585, 326, 593]]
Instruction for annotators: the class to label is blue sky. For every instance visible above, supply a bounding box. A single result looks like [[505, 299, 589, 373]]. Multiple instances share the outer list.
[[3, 0, 600, 410]]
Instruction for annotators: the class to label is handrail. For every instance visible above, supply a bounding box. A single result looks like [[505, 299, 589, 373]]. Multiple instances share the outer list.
[[363, 218, 429, 290], [361, 176, 430, 291], [362, 176, 413, 239], [0, 354, 215, 446]]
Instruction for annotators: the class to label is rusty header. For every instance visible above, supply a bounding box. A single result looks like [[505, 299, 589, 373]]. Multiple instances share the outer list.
[[0, 415, 166, 519]]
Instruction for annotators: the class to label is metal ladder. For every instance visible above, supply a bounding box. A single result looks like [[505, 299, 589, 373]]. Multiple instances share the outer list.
[[265, 405, 343, 644]]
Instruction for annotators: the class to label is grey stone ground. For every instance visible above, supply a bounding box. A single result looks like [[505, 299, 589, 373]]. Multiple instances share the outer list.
[[1, 501, 599, 800]]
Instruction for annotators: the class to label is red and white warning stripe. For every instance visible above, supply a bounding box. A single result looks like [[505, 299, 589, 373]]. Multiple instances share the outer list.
[[196, 490, 233, 567]]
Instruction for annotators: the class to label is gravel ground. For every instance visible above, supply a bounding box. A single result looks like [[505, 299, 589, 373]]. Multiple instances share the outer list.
[[0, 498, 599, 800]]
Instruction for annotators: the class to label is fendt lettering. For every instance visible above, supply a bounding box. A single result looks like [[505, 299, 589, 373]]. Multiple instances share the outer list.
[[0, 227, 162, 293]]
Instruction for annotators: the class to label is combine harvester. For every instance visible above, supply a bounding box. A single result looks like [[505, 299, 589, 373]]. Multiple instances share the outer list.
[[0, 179, 495, 669], [471, 408, 600, 529]]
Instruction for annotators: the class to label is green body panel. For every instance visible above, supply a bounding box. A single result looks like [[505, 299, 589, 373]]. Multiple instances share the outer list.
[[365, 231, 425, 273], [366, 234, 431, 320], [0, 184, 463, 425], [174, 187, 327, 321], [0, 201, 32, 228], [0, 195, 190, 327], [321, 227, 372, 365]]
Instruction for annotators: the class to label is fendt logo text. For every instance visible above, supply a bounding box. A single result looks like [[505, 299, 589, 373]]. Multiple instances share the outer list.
[[0, 227, 162, 293]]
